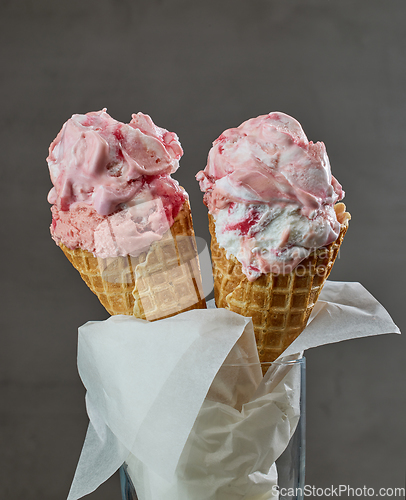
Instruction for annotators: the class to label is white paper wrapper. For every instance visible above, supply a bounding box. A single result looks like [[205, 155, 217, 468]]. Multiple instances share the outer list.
[[67, 281, 400, 500], [283, 281, 400, 356], [124, 355, 303, 500]]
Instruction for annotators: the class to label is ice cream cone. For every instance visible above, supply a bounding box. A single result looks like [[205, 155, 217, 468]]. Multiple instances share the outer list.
[[209, 203, 350, 363], [60, 199, 206, 321]]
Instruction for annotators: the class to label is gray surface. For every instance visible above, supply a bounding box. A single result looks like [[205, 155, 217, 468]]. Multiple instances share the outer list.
[[1, 1, 405, 498]]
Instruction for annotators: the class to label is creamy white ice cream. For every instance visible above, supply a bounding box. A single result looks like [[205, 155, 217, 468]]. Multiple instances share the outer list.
[[197, 112, 345, 280]]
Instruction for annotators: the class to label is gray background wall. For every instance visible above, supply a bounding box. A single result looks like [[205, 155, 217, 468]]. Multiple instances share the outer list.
[[1, 1, 405, 499]]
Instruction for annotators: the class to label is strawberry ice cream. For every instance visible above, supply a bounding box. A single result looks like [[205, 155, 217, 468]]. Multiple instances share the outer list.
[[196, 112, 345, 280], [47, 109, 187, 258]]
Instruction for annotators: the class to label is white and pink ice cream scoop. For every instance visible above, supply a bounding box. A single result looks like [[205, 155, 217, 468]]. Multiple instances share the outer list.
[[47, 109, 187, 258], [196, 112, 345, 280]]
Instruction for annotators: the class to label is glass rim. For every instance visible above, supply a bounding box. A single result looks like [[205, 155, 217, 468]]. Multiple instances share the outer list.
[[221, 356, 305, 368]]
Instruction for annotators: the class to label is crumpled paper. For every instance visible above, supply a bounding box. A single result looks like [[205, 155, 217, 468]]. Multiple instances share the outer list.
[[283, 281, 400, 356], [124, 354, 303, 500], [68, 309, 254, 500], [67, 281, 400, 500]]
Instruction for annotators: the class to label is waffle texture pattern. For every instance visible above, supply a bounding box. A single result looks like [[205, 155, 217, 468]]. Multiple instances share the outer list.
[[209, 208, 349, 362], [60, 200, 206, 321]]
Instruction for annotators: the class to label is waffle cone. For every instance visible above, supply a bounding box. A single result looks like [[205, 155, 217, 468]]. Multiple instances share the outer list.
[[209, 203, 350, 363], [60, 199, 206, 321]]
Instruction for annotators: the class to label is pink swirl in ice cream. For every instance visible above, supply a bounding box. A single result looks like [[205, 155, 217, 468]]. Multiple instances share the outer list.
[[47, 109, 187, 258], [196, 112, 345, 280]]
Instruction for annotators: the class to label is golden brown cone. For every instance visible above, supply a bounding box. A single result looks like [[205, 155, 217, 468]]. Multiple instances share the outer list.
[[210, 203, 350, 363], [60, 199, 206, 321]]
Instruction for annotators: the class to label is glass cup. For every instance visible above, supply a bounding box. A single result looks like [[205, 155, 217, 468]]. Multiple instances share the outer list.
[[120, 357, 306, 500], [272, 358, 306, 500]]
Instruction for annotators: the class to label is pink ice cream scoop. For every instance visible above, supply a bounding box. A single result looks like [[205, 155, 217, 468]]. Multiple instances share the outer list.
[[196, 112, 345, 279], [47, 109, 187, 258]]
